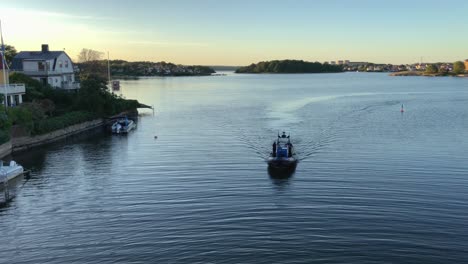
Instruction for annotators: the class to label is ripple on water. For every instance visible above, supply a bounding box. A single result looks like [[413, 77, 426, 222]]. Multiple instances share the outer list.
[[2, 74, 468, 263]]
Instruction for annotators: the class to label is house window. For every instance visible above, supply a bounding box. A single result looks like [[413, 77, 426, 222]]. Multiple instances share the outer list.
[[59, 61, 63, 68], [65, 60, 69, 68], [38, 62, 46, 71]]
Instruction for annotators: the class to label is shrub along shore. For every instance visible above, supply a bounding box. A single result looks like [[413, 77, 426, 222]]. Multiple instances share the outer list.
[[0, 73, 142, 149], [389, 71, 468, 77]]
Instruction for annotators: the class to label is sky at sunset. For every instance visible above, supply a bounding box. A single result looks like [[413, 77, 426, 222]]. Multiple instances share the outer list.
[[1, 0, 467, 65]]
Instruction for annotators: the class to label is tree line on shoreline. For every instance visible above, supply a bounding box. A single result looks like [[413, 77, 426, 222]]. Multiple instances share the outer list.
[[77, 49, 215, 79], [235, 60, 343, 74], [424, 61, 465, 75]]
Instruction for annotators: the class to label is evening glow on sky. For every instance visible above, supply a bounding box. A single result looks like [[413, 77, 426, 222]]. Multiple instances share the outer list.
[[1, 0, 467, 65]]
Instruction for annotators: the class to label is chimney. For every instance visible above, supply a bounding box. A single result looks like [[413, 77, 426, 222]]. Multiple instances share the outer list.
[[41, 44, 49, 52]]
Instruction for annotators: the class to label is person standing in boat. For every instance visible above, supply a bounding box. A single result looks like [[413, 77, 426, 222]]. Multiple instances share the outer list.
[[272, 141, 277, 157]]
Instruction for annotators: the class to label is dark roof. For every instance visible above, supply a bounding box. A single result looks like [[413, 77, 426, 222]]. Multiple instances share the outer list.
[[12, 51, 65, 70]]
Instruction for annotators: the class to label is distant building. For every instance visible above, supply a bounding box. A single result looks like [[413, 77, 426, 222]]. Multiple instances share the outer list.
[[465, 60, 468, 72], [337, 60, 344, 65], [348, 62, 368, 66], [415, 63, 427, 71], [12, 44, 80, 90], [439, 63, 453, 72], [344, 60, 350, 65], [397, 65, 407, 71], [330, 61, 336, 65]]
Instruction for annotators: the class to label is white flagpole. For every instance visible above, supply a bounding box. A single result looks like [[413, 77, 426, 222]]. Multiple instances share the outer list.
[[0, 20, 8, 111]]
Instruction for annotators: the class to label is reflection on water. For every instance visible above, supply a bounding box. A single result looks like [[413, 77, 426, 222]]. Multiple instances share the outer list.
[[268, 164, 296, 191], [1, 73, 468, 263], [0, 174, 24, 207]]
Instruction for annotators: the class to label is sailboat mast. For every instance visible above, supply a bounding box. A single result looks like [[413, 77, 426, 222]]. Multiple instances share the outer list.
[[0, 20, 8, 111], [107, 51, 111, 92]]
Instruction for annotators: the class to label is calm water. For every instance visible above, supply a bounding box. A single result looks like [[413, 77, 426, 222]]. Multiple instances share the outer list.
[[1, 73, 468, 263]]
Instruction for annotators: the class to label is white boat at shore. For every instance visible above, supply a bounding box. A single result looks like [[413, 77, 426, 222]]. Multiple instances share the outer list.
[[0, 161, 24, 183], [0, 161, 24, 204], [111, 118, 136, 134]]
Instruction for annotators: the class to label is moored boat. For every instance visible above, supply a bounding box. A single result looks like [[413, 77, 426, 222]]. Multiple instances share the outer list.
[[267, 132, 297, 169], [0, 161, 24, 183], [111, 117, 136, 134]]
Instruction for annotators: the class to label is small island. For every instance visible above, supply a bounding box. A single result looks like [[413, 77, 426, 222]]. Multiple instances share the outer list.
[[235, 60, 343, 74], [107, 60, 215, 77]]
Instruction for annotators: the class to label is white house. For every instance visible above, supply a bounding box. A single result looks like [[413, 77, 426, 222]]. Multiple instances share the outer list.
[[12, 44, 79, 90], [0, 53, 25, 107]]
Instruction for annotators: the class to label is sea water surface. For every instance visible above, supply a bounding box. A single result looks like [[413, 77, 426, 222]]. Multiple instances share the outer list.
[[1, 73, 468, 263]]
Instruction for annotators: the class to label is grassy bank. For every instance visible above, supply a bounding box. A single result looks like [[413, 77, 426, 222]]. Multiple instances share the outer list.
[[32, 111, 97, 135]]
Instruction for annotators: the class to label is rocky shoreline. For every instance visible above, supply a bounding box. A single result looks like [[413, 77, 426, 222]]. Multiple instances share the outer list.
[[390, 71, 468, 77]]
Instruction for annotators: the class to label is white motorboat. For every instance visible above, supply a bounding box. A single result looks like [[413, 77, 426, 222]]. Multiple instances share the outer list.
[[0, 161, 24, 183], [111, 118, 136, 134]]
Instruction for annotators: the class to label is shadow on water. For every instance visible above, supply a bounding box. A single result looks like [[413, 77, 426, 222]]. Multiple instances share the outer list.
[[11, 128, 108, 173], [0, 174, 25, 209], [268, 163, 297, 187]]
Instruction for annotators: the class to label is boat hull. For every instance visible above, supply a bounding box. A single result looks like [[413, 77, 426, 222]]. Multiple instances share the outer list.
[[267, 157, 297, 168]]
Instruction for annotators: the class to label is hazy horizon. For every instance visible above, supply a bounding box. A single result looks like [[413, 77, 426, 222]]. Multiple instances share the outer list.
[[1, 0, 467, 66]]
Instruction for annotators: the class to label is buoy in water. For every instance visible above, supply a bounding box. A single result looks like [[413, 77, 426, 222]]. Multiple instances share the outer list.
[[154, 136, 158, 139], [400, 104, 405, 113]]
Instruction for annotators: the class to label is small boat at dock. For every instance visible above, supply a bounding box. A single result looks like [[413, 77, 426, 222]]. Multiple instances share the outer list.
[[0, 161, 24, 205], [267, 132, 297, 169], [111, 118, 136, 134], [0, 161, 24, 183]]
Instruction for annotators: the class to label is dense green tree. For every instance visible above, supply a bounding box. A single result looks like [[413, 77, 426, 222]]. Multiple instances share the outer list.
[[3, 45, 17, 66], [453, 61, 465, 74], [75, 74, 139, 116], [0, 110, 11, 143], [425, 64, 438, 74], [7, 106, 33, 131], [10, 72, 50, 101], [75, 74, 108, 115]]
